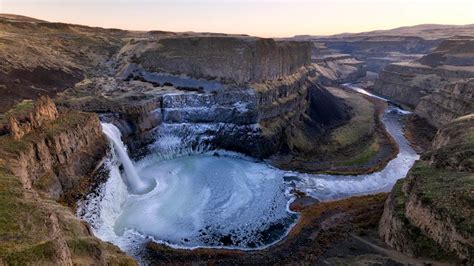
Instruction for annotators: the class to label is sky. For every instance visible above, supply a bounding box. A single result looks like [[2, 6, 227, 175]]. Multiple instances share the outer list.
[[1, 0, 473, 37]]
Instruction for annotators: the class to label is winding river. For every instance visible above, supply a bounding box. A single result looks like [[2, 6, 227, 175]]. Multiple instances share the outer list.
[[78, 85, 419, 257]]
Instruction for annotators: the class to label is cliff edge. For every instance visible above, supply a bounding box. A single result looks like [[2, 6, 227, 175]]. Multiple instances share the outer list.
[[379, 114, 474, 263], [0, 97, 134, 264]]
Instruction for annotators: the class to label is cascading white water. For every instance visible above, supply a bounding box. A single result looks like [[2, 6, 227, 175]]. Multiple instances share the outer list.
[[79, 85, 420, 257], [101, 123, 156, 195]]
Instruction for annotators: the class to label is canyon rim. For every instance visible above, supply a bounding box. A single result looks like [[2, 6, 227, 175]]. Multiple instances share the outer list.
[[0, 2, 473, 265]]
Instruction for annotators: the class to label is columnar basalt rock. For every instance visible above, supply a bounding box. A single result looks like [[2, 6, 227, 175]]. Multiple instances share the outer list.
[[130, 36, 312, 84], [4, 110, 107, 199], [68, 66, 324, 159]]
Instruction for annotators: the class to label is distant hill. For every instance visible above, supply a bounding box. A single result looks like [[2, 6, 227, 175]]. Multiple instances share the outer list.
[[294, 24, 474, 40]]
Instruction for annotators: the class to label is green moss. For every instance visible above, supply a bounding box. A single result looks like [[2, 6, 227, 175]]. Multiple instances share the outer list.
[[0, 168, 53, 262], [42, 111, 90, 139], [329, 96, 374, 148], [0, 136, 30, 157]]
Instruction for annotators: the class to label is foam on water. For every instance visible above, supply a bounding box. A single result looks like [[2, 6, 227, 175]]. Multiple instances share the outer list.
[[114, 154, 296, 248], [79, 84, 420, 256], [101, 123, 156, 194], [80, 151, 297, 251]]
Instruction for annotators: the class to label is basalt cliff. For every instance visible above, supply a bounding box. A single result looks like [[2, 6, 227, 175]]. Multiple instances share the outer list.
[[372, 37, 474, 111], [294, 24, 474, 73], [1, 14, 473, 265], [379, 114, 474, 263], [0, 96, 134, 264]]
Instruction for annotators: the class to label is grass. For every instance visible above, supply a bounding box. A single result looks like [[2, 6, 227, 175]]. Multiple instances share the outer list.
[[389, 177, 459, 261], [0, 168, 53, 262], [337, 140, 379, 167], [410, 161, 474, 235], [327, 95, 374, 150], [33, 170, 57, 191], [0, 114, 134, 264], [0, 111, 93, 158], [0, 100, 35, 125], [2, 241, 58, 265]]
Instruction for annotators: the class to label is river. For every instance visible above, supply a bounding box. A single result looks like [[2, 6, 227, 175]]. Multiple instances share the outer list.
[[77, 84, 419, 257]]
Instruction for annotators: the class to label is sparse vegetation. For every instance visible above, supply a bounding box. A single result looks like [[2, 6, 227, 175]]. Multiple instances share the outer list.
[[0, 100, 34, 125]]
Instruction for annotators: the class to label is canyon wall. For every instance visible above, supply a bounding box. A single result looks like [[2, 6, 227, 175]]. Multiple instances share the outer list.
[[295, 24, 474, 73], [129, 37, 312, 84], [372, 37, 474, 109], [0, 98, 134, 264], [62, 66, 337, 159], [379, 114, 474, 263], [415, 79, 474, 128], [301, 36, 437, 73], [59, 35, 348, 160], [312, 54, 367, 84]]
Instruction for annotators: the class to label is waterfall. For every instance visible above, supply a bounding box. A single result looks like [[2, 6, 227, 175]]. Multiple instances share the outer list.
[[101, 123, 156, 195]]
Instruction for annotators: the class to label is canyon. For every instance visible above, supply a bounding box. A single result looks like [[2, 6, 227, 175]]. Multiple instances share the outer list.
[[0, 14, 472, 265]]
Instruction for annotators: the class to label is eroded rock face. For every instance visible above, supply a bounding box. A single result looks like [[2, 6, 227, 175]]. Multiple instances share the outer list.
[[379, 115, 474, 263], [312, 54, 367, 85], [372, 62, 473, 108], [128, 36, 312, 84], [415, 79, 474, 128], [372, 37, 474, 108], [305, 36, 437, 73], [65, 67, 334, 159], [0, 101, 134, 264], [6, 111, 107, 199], [7, 96, 59, 139], [61, 67, 347, 158]]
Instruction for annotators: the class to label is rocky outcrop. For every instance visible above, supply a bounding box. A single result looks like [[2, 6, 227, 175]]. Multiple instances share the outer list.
[[1, 98, 106, 199], [127, 37, 312, 84], [372, 62, 473, 108], [5, 96, 59, 139], [304, 36, 437, 73], [372, 37, 474, 108], [61, 66, 335, 159], [415, 79, 474, 128], [418, 38, 474, 67], [312, 54, 367, 84], [294, 24, 474, 73], [426, 114, 474, 171], [0, 98, 134, 264], [380, 115, 474, 263]]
